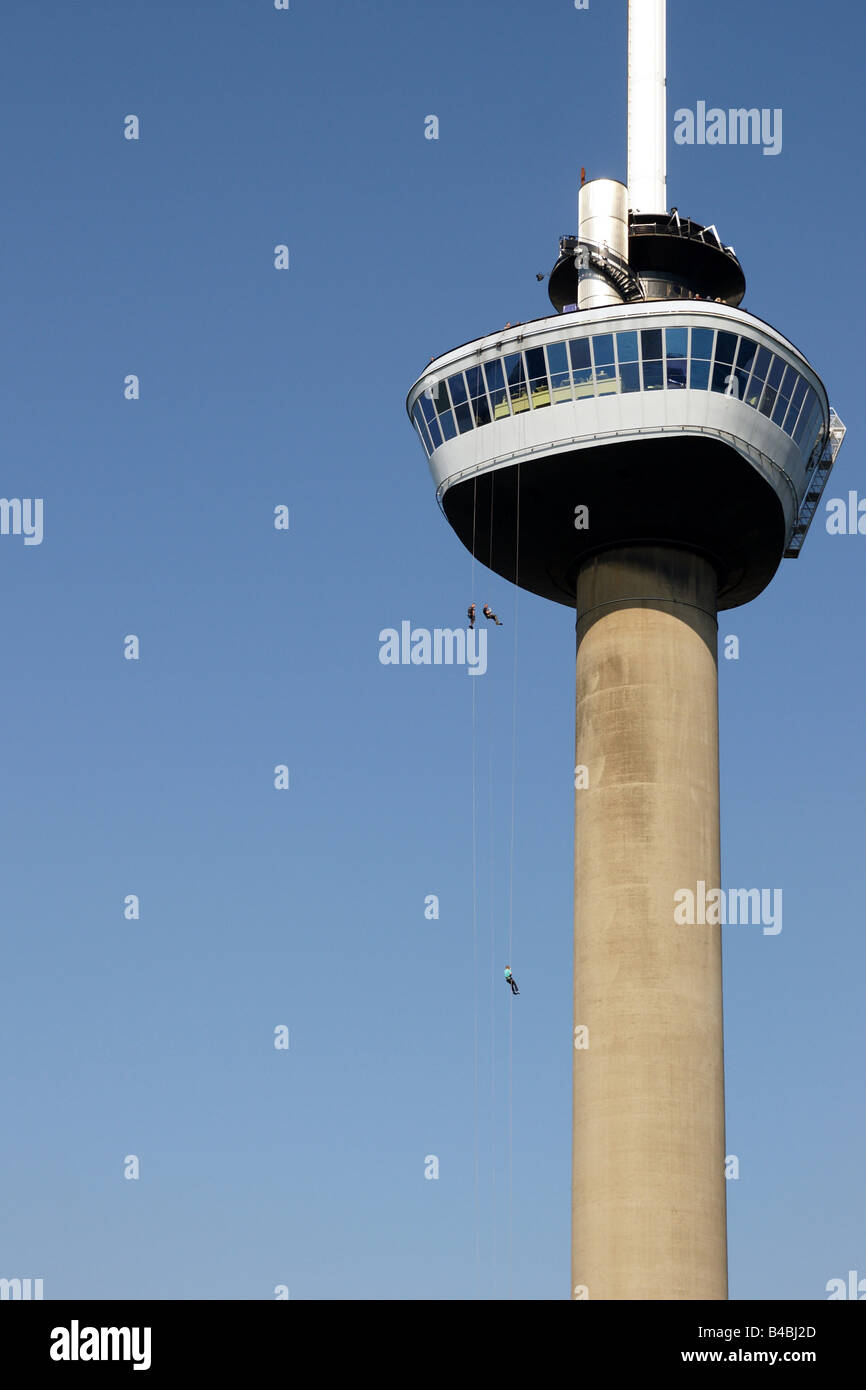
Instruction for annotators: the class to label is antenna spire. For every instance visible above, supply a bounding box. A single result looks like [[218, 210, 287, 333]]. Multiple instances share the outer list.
[[627, 0, 667, 214]]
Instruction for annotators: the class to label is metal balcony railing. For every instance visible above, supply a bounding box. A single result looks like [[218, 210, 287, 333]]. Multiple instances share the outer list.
[[784, 408, 847, 557]]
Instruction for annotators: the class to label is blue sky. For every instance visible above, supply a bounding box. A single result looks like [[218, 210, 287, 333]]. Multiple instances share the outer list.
[[0, 0, 862, 1300]]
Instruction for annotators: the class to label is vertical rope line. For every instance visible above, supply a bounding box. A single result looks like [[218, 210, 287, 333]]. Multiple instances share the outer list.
[[489, 737, 496, 1300], [471, 476, 480, 1298], [487, 469, 496, 1300], [507, 459, 521, 1300]]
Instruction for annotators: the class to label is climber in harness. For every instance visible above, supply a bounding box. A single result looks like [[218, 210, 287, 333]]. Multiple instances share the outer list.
[[504, 966, 519, 996], [483, 603, 502, 626], [467, 602, 476, 629]]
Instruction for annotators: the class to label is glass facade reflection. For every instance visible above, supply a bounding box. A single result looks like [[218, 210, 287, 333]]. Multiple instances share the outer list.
[[413, 325, 825, 465]]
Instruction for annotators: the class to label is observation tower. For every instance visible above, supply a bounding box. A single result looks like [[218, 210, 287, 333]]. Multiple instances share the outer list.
[[405, 0, 844, 1300]]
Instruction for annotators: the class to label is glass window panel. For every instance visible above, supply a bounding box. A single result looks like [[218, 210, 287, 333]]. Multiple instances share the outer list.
[[412, 404, 433, 456], [431, 381, 457, 438], [592, 335, 617, 393], [431, 380, 451, 417], [412, 403, 430, 446], [592, 333, 615, 366], [525, 347, 547, 383], [643, 359, 664, 390], [465, 366, 492, 427], [735, 338, 758, 372], [766, 356, 786, 389], [505, 352, 529, 412], [471, 391, 491, 427], [484, 359, 505, 393], [757, 383, 776, 416], [792, 392, 813, 446], [570, 338, 594, 395], [447, 372, 468, 405], [690, 358, 711, 390], [525, 347, 551, 408], [465, 365, 485, 398], [800, 400, 817, 447], [617, 331, 639, 363], [419, 393, 443, 448], [795, 401, 822, 458], [546, 342, 570, 381], [744, 346, 772, 407], [665, 327, 689, 358], [620, 362, 641, 393], [802, 411, 825, 460], [691, 328, 714, 360], [568, 338, 591, 371], [750, 346, 772, 381], [732, 338, 757, 400], [771, 365, 795, 426], [447, 373, 474, 433], [504, 352, 524, 384], [438, 406, 457, 440], [793, 393, 818, 447], [484, 359, 510, 419], [714, 331, 738, 365], [782, 377, 808, 435], [712, 359, 739, 394], [641, 328, 663, 362], [596, 364, 618, 394], [758, 357, 784, 416], [546, 342, 572, 403], [666, 357, 687, 388]]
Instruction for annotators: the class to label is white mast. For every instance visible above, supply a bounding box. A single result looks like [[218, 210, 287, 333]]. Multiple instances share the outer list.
[[627, 0, 667, 214]]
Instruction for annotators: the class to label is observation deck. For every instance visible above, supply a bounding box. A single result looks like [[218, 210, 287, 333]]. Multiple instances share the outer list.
[[549, 213, 747, 311], [407, 300, 839, 611]]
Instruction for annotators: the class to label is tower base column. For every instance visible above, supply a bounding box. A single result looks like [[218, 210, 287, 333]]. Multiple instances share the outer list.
[[572, 545, 727, 1300]]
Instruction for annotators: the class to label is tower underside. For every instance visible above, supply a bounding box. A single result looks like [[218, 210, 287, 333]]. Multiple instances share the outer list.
[[573, 545, 727, 1300], [441, 436, 786, 610]]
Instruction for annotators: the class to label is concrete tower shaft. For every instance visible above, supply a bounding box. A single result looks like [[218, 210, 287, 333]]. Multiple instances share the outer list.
[[573, 546, 727, 1300]]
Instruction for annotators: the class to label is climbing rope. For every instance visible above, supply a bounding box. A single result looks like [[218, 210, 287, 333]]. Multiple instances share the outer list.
[[470, 476, 480, 1298], [467, 456, 521, 1299], [507, 460, 521, 1298]]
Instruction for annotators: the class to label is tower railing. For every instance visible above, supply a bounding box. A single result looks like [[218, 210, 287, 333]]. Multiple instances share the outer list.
[[784, 408, 847, 556]]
